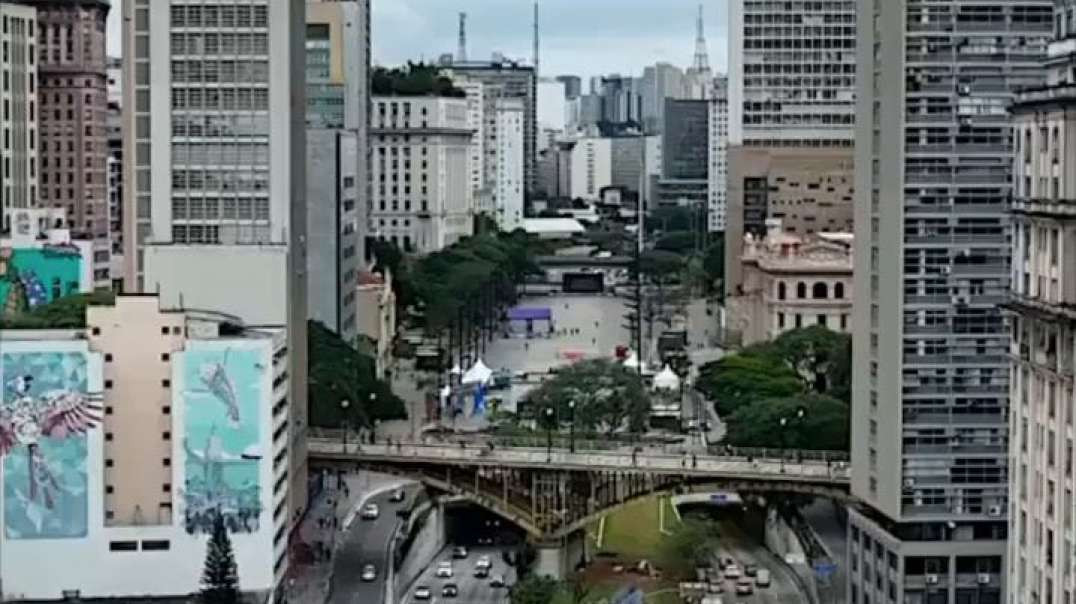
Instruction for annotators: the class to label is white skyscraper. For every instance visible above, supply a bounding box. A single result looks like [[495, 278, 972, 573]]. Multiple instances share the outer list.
[[0, 3, 38, 230], [495, 98, 525, 231], [707, 92, 728, 232]]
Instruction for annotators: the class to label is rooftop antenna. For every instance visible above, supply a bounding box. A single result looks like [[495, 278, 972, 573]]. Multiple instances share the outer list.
[[692, 3, 710, 73], [457, 12, 467, 62], [533, 0, 540, 76]]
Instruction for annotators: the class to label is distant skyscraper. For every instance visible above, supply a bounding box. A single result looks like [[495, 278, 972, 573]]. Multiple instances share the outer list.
[[728, 0, 855, 147], [22, 0, 111, 287], [657, 99, 708, 216], [639, 62, 685, 133], [0, 3, 38, 229], [555, 74, 581, 99], [494, 98, 525, 231], [849, 3, 1052, 604], [707, 86, 728, 233]]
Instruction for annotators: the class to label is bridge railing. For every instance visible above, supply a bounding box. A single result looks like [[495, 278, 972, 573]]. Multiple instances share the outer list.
[[307, 438, 851, 484]]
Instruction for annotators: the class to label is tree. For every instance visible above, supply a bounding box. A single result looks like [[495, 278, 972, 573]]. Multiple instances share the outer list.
[[510, 574, 559, 604], [724, 394, 850, 451], [0, 290, 116, 329], [307, 320, 405, 429], [647, 206, 693, 233], [638, 250, 684, 282], [654, 230, 696, 255], [696, 353, 802, 417], [773, 326, 851, 399], [701, 236, 725, 295], [658, 516, 721, 577], [521, 359, 651, 435], [200, 513, 240, 604]]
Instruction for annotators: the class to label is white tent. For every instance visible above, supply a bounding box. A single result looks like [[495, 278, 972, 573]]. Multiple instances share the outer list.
[[449, 363, 462, 375], [462, 359, 493, 385], [439, 385, 452, 406], [622, 351, 644, 371], [653, 365, 681, 391]]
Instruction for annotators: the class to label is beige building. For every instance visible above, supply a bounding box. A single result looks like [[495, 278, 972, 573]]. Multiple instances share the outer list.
[[725, 219, 852, 346], [356, 270, 396, 378], [724, 146, 854, 298]]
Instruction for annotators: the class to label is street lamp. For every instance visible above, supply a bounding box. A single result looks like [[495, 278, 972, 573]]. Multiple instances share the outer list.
[[544, 407, 555, 462], [778, 408, 806, 472], [340, 399, 351, 452], [568, 400, 577, 453]]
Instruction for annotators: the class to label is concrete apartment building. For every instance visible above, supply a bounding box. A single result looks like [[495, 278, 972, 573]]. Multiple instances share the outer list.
[[121, 0, 309, 553], [0, 3, 38, 231], [639, 62, 685, 133], [708, 91, 728, 233], [1007, 3, 1076, 602], [849, 2, 1053, 604], [725, 218, 852, 345], [459, 80, 486, 215], [305, 0, 369, 131], [657, 99, 708, 219], [443, 58, 537, 197], [0, 295, 291, 601], [369, 95, 473, 253], [567, 136, 612, 201], [21, 0, 111, 288], [494, 97, 525, 231]]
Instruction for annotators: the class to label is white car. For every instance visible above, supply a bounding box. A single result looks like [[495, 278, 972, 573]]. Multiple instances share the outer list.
[[360, 564, 376, 582], [436, 561, 453, 578], [723, 565, 741, 580], [413, 586, 432, 600], [755, 568, 771, 587], [475, 555, 492, 570], [360, 503, 379, 520]]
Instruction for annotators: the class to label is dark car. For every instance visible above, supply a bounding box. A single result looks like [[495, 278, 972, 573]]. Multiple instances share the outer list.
[[744, 563, 758, 577], [442, 583, 459, 598], [390, 489, 406, 503], [474, 566, 490, 579], [452, 546, 468, 559]]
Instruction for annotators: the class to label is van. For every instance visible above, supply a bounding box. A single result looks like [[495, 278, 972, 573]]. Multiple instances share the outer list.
[[756, 568, 771, 587]]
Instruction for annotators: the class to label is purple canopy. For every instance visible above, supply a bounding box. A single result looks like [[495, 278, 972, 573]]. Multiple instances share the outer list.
[[507, 306, 552, 321]]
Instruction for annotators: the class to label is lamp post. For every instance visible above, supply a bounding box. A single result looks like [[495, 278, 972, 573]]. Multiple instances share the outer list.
[[340, 399, 350, 453], [779, 408, 806, 472], [545, 407, 554, 462], [568, 400, 577, 453]]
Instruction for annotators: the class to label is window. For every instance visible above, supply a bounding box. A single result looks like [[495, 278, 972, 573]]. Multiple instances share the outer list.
[[160, 326, 169, 335], [141, 540, 170, 551], [104, 353, 113, 362], [162, 379, 171, 388], [796, 282, 807, 298], [778, 312, 785, 328], [162, 431, 171, 441], [795, 314, 803, 328], [813, 282, 828, 299], [104, 379, 113, 389], [834, 283, 844, 299], [778, 282, 786, 300], [109, 541, 137, 552]]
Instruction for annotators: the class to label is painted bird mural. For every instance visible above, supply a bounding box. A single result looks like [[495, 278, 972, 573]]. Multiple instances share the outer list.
[[0, 376, 102, 509], [195, 350, 241, 429]]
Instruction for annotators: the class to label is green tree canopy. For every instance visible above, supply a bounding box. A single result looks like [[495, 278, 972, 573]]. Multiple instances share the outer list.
[[371, 62, 466, 97], [521, 359, 651, 435], [0, 290, 116, 329], [647, 206, 693, 233], [510, 574, 560, 604], [724, 394, 849, 451], [772, 325, 851, 401], [701, 236, 725, 294], [638, 250, 684, 284], [696, 352, 802, 417], [658, 515, 721, 577], [307, 320, 405, 429]]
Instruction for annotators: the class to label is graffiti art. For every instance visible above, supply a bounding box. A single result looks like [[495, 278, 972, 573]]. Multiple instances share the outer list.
[[0, 351, 100, 539], [182, 343, 264, 535]]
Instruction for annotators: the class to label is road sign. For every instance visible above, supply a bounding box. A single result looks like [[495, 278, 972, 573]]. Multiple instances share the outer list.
[[814, 562, 838, 579]]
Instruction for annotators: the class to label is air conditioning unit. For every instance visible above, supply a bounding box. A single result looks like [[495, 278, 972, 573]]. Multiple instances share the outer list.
[[953, 505, 964, 514], [941, 266, 951, 275], [904, 478, 916, 488], [959, 85, 971, 95], [914, 496, 924, 506], [988, 505, 1003, 517], [978, 573, 991, 585], [926, 574, 940, 585]]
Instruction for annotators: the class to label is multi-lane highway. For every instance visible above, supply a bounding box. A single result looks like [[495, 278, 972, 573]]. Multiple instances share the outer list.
[[328, 483, 416, 604], [401, 546, 517, 604]]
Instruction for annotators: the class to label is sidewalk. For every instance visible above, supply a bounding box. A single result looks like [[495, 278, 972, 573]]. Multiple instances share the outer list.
[[285, 471, 402, 604]]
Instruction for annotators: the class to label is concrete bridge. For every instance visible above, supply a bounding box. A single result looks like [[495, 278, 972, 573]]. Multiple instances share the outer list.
[[308, 437, 851, 575]]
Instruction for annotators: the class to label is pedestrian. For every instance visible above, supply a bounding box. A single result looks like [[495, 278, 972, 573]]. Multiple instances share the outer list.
[[692, 454, 697, 469]]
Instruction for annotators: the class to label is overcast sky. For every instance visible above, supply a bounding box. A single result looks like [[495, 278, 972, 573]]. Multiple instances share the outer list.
[[106, 0, 728, 82]]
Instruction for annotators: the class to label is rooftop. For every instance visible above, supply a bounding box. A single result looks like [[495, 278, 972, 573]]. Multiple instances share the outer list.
[[523, 218, 587, 236]]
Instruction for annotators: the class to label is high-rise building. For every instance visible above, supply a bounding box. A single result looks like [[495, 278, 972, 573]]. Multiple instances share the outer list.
[[459, 81, 485, 212], [0, 3, 38, 230], [567, 137, 612, 201], [20, 0, 111, 287], [555, 74, 581, 99], [494, 97, 525, 231], [0, 295, 292, 601], [1006, 3, 1076, 602], [306, 129, 360, 340], [849, 2, 1052, 603], [444, 59, 537, 198], [708, 91, 728, 233], [368, 96, 473, 253], [639, 62, 686, 133], [106, 56, 123, 290], [728, 0, 856, 148], [537, 77, 567, 133], [595, 75, 643, 125], [305, 0, 369, 131], [121, 0, 309, 553], [657, 99, 708, 211]]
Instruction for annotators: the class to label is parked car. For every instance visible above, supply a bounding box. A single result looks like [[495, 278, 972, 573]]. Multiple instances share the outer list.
[[441, 583, 459, 598], [436, 561, 453, 578], [360, 564, 376, 582], [755, 569, 771, 587], [452, 546, 468, 559], [413, 586, 432, 600], [360, 503, 379, 520]]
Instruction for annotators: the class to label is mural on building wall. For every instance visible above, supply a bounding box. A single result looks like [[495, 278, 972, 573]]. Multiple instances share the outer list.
[[0, 351, 100, 539], [0, 245, 83, 315], [182, 344, 264, 535]]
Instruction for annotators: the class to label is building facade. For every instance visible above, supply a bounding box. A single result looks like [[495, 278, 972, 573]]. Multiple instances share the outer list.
[[0, 3, 39, 231], [639, 62, 685, 133], [356, 270, 395, 379], [849, 2, 1053, 604], [725, 219, 852, 345], [494, 97, 525, 231], [306, 128, 360, 340], [121, 0, 309, 549], [708, 92, 728, 233], [22, 0, 111, 286], [567, 137, 612, 201], [369, 95, 472, 253], [727, 0, 856, 148], [305, 0, 368, 131], [0, 296, 291, 601], [444, 59, 537, 197], [1007, 4, 1076, 602], [459, 80, 486, 215]]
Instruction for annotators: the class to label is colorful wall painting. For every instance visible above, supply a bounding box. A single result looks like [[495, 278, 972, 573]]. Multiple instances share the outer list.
[[0, 351, 100, 539], [0, 246, 83, 315]]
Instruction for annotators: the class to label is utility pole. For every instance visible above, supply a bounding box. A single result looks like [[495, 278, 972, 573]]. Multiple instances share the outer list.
[[457, 13, 467, 62], [622, 134, 646, 377]]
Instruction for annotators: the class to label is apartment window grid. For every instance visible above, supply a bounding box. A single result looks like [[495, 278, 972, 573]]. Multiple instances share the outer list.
[[892, 1, 1052, 522], [0, 7, 38, 221], [740, 0, 857, 146], [168, 1, 271, 245]]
